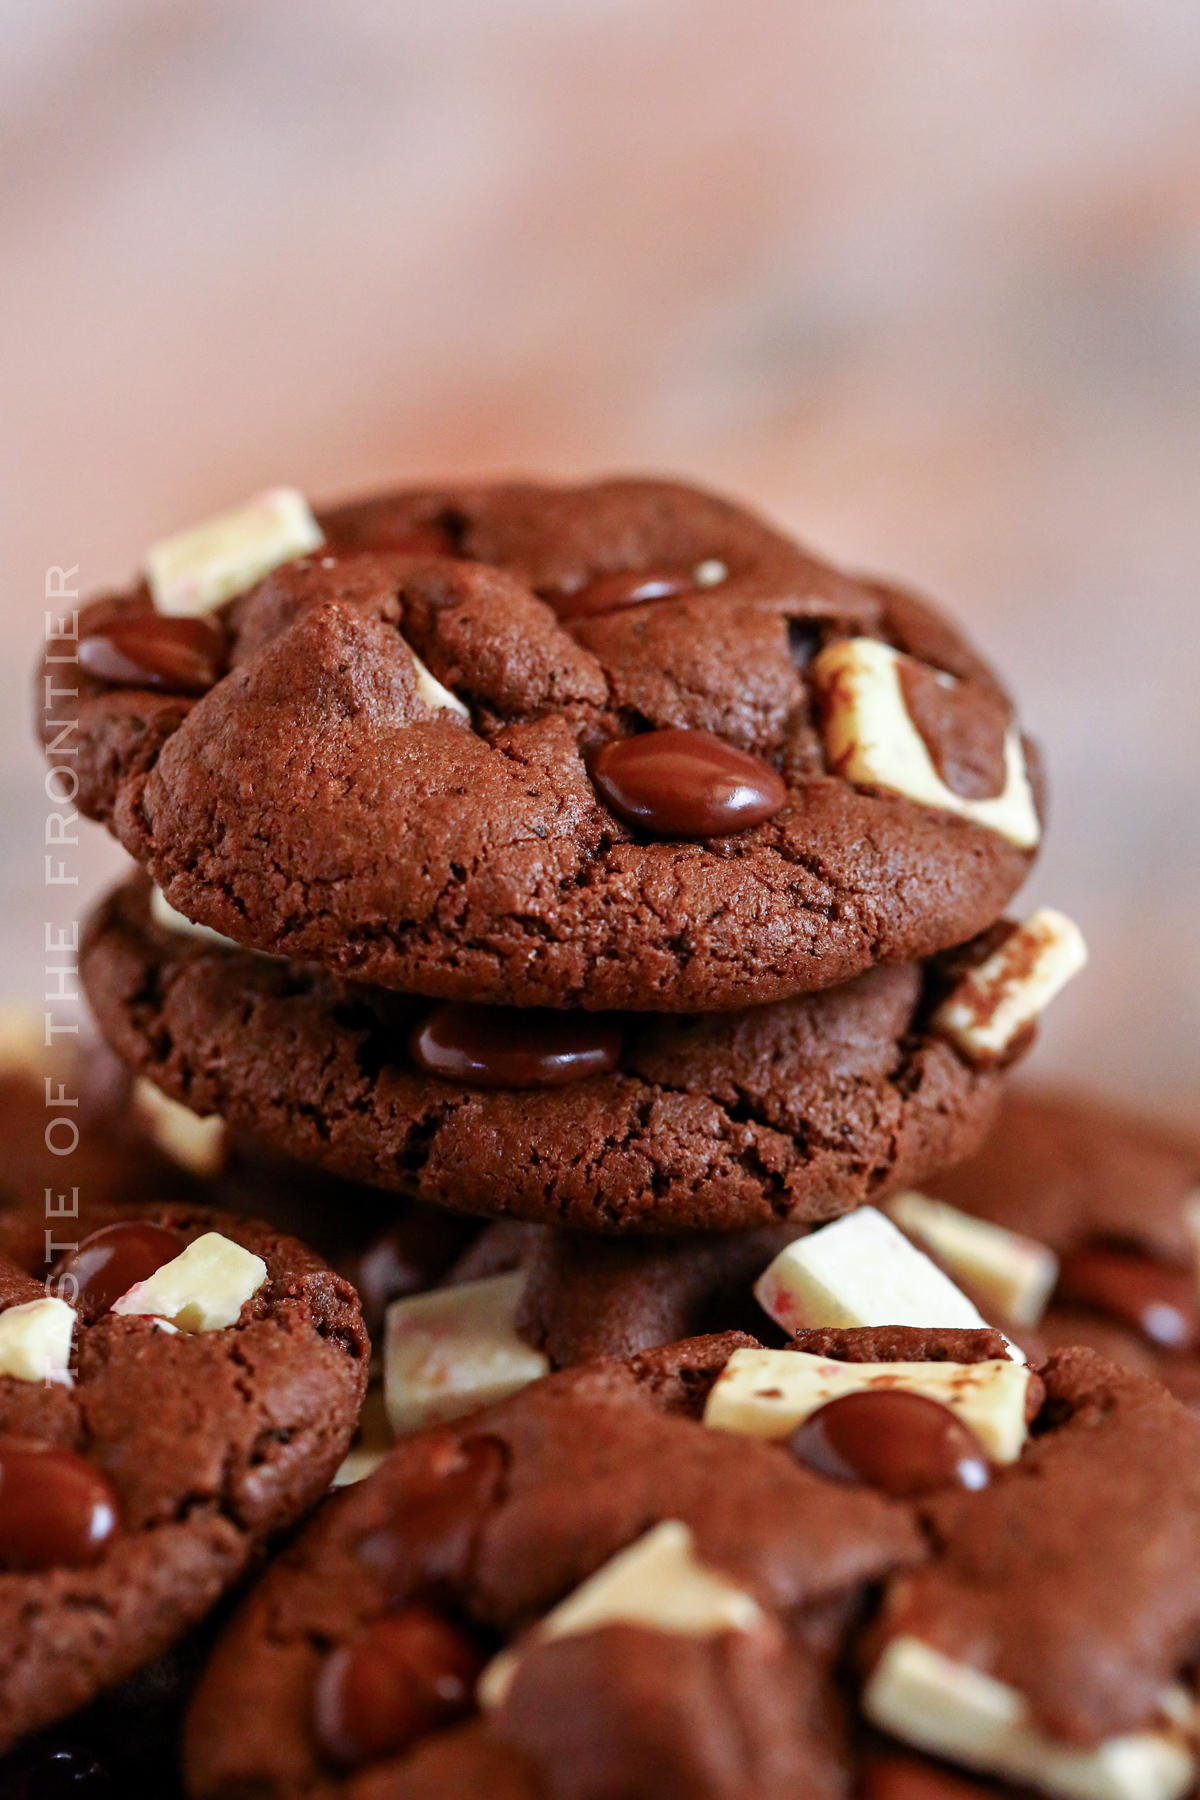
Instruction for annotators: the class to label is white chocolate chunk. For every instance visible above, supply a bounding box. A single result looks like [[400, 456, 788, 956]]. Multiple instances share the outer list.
[[864, 1638, 1195, 1800], [0, 1296, 75, 1385], [146, 486, 323, 615], [811, 637, 1039, 848], [111, 1230, 266, 1331], [383, 1271, 550, 1437], [704, 1346, 1030, 1462], [409, 646, 470, 718], [478, 1519, 767, 1710], [755, 1208, 990, 1337], [133, 1078, 226, 1178], [886, 1191, 1059, 1329], [932, 909, 1088, 1065], [149, 885, 242, 951]]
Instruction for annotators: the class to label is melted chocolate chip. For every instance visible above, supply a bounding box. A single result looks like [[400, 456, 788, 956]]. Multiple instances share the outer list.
[[79, 614, 227, 695], [786, 1390, 990, 1499], [590, 729, 787, 837], [859, 1754, 992, 1800], [411, 1005, 622, 1089], [357, 1435, 507, 1600], [54, 1221, 185, 1324], [1056, 1249, 1199, 1350], [313, 1603, 484, 1768], [897, 659, 1009, 801], [550, 566, 692, 622], [0, 1438, 119, 1571]]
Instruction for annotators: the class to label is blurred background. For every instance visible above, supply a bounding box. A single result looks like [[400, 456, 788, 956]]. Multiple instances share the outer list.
[[3, 0, 1197, 1119]]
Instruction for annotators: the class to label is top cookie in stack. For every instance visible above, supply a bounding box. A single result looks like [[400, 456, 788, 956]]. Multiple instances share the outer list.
[[51, 477, 1086, 1232]]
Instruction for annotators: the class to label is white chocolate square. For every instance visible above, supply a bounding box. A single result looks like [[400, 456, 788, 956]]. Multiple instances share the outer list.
[[111, 1230, 266, 1331], [864, 1637, 1195, 1800], [755, 1207, 991, 1338], [133, 1078, 227, 1178], [409, 646, 469, 717], [703, 1346, 1030, 1463], [478, 1519, 767, 1710], [886, 1191, 1059, 1329], [811, 637, 1040, 848], [146, 487, 323, 615], [0, 1296, 75, 1385], [383, 1271, 550, 1437], [932, 909, 1088, 1065]]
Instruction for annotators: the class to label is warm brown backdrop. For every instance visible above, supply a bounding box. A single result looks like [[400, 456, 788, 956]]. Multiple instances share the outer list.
[[4, 2, 1198, 1117]]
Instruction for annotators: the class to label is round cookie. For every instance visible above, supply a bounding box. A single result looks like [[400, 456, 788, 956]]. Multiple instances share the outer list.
[[183, 1335, 926, 1800], [0, 1201, 369, 1752], [927, 1089, 1200, 1404], [52, 477, 1043, 1013], [80, 873, 1016, 1233]]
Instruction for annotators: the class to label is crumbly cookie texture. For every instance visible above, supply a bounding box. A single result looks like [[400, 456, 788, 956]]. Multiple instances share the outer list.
[[0, 1204, 368, 1750], [79, 872, 1013, 1233], [50, 477, 1042, 1012]]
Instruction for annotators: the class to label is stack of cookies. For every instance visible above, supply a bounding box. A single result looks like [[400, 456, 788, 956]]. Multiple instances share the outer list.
[[16, 476, 1171, 1800]]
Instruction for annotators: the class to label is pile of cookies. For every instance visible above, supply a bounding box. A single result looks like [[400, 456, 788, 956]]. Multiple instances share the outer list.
[[6, 476, 1196, 1799]]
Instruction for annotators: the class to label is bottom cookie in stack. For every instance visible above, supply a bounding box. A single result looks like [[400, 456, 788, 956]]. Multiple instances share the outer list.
[[80, 873, 1037, 1236]]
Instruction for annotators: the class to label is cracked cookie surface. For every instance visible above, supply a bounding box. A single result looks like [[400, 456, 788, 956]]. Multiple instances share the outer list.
[[49, 478, 1041, 1012], [81, 874, 1010, 1232], [0, 1202, 368, 1749]]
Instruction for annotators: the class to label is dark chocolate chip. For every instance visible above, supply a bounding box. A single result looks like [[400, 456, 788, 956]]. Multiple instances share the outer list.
[[550, 566, 691, 622], [79, 614, 227, 695], [411, 1005, 622, 1089], [0, 1438, 119, 1572], [1056, 1249, 1198, 1350], [357, 1435, 507, 1600], [786, 1390, 990, 1499], [590, 729, 787, 837], [896, 658, 1009, 801], [312, 1605, 485, 1767], [53, 1222, 185, 1324]]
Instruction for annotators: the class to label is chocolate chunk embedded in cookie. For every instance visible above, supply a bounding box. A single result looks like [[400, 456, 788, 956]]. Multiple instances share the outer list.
[[48, 477, 1043, 1012], [80, 873, 1015, 1234]]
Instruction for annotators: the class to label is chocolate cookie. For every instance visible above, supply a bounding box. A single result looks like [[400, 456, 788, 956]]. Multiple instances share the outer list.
[[80, 873, 1012, 1234], [51, 477, 1043, 1013], [0, 1201, 369, 1751], [183, 1335, 926, 1800], [927, 1090, 1200, 1404]]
